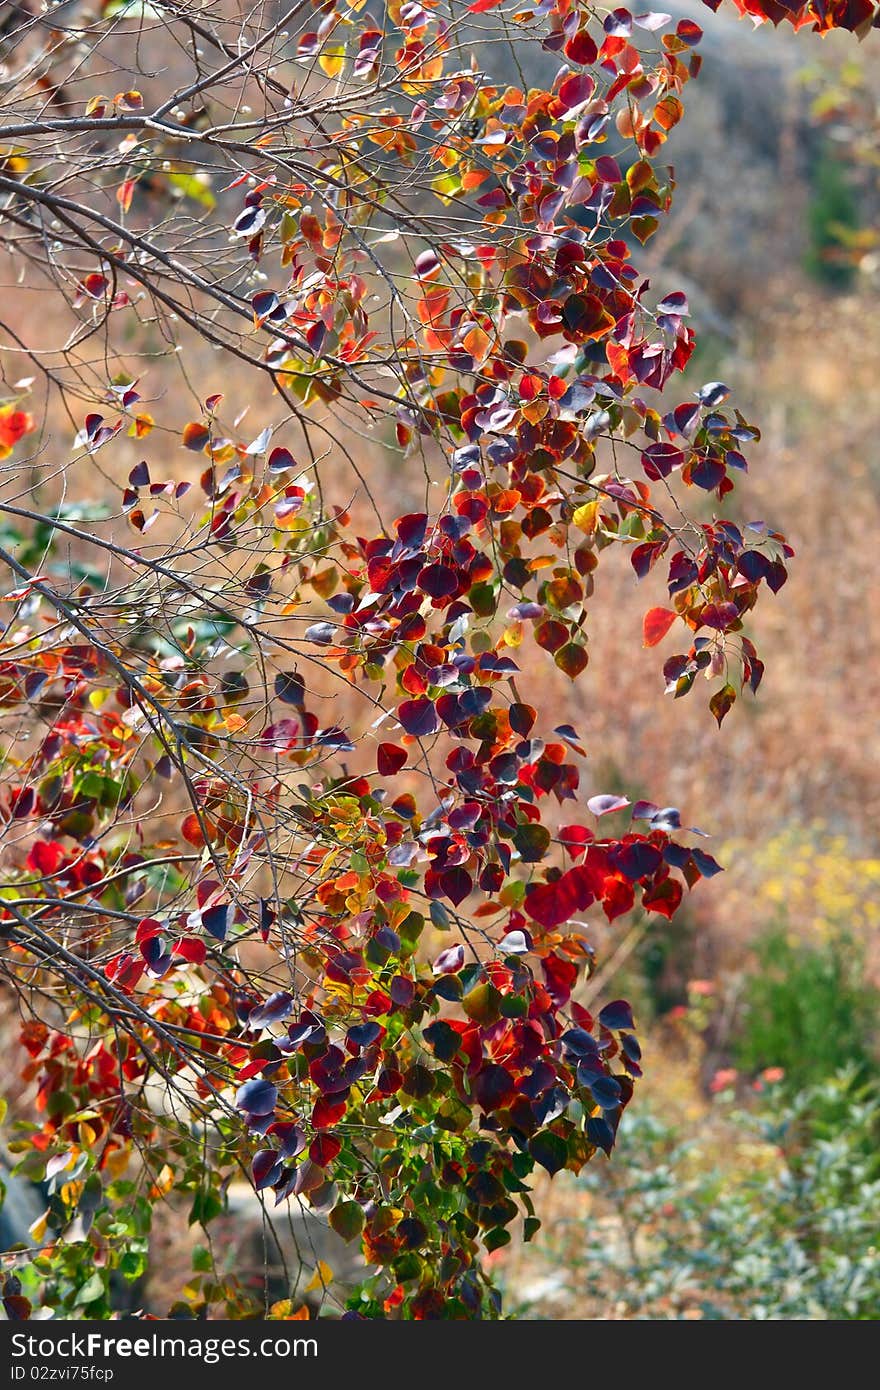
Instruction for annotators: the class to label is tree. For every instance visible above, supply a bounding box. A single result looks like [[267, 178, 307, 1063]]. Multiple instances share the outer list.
[[0, 0, 864, 1322]]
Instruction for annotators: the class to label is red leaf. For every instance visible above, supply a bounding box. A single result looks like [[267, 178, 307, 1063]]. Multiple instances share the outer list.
[[700, 601, 739, 631], [25, 840, 64, 876], [173, 938, 207, 965], [116, 178, 136, 213], [643, 607, 677, 647], [642, 876, 683, 919], [135, 917, 163, 944], [525, 866, 595, 930], [602, 876, 635, 921], [541, 952, 578, 1007], [181, 812, 215, 847], [377, 742, 407, 776], [312, 1095, 347, 1129], [440, 866, 472, 906], [535, 619, 568, 653], [309, 1134, 341, 1168]]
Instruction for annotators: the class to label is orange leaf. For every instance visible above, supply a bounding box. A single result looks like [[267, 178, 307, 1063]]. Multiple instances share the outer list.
[[182, 421, 211, 451], [116, 178, 136, 213], [128, 412, 153, 438], [462, 324, 491, 365], [0, 405, 35, 460], [654, 95, 684, 132], [181, 812, 216, 847]]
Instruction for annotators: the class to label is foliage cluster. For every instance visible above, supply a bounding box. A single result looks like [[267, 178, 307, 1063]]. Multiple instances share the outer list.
[[0, 0, 874, 1320]]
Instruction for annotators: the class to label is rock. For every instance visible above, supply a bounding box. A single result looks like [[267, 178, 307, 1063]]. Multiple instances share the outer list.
[[211, 1184, 373, 1311]]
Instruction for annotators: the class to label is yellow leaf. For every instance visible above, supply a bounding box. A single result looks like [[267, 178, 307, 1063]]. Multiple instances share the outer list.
[[224, 713, 247, 734], [572, 501, 599, 534], [319, 46, 345, 78], [103, 1147, 131, 1181], [269, 1299, 311, 1319], [28, 1212, 48, 1243], [274, 513, 308, 535], [304, 1259, 334, 1293], [152, 1163, 175, 1197]]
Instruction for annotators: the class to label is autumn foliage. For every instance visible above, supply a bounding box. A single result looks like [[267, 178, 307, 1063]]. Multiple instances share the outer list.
[[0, 0, 869, 1321]]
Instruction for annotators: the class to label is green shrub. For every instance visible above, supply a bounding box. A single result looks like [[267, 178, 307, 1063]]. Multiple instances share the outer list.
[[508, 1071, 880, 1320], [734, 930, 878, 1089], [805, 146, 860, 290]]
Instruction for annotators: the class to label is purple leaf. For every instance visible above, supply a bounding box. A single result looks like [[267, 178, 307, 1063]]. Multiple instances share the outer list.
[[691, 847, 724, 878], [347, 1021, 383, 1050], [598, 999, 635, 1031], [235, 1079, 278, 1116], [267, 446, 295, 473], [696, 381, 730, 407], [201, 903, 231, 941], [272, 1122, 307, 1160], [398, 697, 441, 738], [249, 991, 294, 1029], [252, 1150, 282, 1190], [616, 841, 663, 880]]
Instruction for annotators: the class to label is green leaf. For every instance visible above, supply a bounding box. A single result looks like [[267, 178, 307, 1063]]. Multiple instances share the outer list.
[[512, 822, 551, 863], [167, 170, 216, 210], [74, 1272, 106, 1306], [189, 1186, 224, 1227], [328, 1201, 364, 1243], [462, 982, 502, 1025], [483, 1227, 511, 1252], [529, 1130, 568, 1176]]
